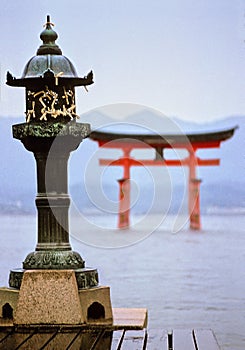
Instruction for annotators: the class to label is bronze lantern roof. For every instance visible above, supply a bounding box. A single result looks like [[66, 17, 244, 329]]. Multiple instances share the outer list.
[[6, 15, 93, 89]]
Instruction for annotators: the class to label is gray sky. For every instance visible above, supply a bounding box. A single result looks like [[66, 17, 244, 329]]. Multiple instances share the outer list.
[[0, 0, 244, 122]]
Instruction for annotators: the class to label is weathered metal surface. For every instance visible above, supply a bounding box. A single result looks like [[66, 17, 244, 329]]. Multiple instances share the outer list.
[[8, 123, 97, 284], [37, 15, 62, 56], [10, 122, 91, 276], [6, 15, 93, 123], [12, 121, 90, 139], [6, 15, 93, 85], [9, 267, 99, 290], [6, 16, 94, 290]]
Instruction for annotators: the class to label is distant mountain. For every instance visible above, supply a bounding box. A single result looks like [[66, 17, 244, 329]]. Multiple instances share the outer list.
[[81, 110, 115, 130], [0, 113, 243, 214], [82, 107, 240, 134]]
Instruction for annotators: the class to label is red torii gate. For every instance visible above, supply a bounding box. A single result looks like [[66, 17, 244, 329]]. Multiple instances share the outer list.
[[90, 127, 236, 230]]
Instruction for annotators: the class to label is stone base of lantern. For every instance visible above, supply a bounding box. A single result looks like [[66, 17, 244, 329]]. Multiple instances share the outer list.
[[9, 266, 99, 290], [0, 287, 19, 325], [0, 270, 147, 329], [0, 270, 113, 326]]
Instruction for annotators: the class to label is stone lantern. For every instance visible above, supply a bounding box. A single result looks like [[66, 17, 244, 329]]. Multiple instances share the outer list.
[[0, 15, 113, 326]]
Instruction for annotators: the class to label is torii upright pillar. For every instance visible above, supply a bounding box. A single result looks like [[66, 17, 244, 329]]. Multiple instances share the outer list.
[[117, 148, 131, 229], [188, 149, 201, 230], [190, 178, 202, 230]]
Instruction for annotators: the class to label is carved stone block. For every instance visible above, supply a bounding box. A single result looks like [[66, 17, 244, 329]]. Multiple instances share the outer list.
[[14, 270, 112, 326]]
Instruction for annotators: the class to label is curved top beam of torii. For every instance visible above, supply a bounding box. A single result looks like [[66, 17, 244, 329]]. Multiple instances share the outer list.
[[89, 126, 237, 150]]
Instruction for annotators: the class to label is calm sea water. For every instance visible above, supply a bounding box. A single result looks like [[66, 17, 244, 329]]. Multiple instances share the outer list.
[[0, 213, 244, 349]]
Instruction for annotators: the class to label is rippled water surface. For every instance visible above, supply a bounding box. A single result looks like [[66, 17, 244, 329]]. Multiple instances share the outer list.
[[0, 214, 244, 349]]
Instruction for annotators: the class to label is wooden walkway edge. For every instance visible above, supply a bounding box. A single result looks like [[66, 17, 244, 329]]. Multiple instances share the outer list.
[[0, 327, 220, 349]]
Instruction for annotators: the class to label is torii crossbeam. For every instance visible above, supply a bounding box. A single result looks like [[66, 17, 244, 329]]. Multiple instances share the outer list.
[[90, 127, 237, 230]]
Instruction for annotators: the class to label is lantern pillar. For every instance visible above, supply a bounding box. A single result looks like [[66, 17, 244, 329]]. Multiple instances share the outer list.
[[10, 123, 89, 278]]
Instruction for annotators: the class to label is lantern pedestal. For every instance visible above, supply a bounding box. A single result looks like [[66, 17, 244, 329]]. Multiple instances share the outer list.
[[0, 271, 113, 326], [14, 270, 113, 326]]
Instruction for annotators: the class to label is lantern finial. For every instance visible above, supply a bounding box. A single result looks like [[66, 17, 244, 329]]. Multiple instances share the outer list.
[[44, 15, 54, 28], [37, 15, 62, 55]]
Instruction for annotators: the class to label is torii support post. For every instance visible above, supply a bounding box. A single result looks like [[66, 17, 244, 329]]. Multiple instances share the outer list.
[[188, 149, 202, 230], [117, 148, 131, 229], [189, 178, 202, 230], [117, 178, 130, 229]]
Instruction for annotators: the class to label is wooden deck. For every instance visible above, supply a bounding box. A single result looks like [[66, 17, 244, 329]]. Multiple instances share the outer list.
[[0, 327, 220, 349]]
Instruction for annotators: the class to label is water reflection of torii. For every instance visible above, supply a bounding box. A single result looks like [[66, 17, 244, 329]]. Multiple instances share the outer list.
[[89, 127, 237, 231]]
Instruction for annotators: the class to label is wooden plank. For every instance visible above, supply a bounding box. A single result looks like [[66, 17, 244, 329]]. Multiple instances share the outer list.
[[193, 329, 220, 350], [41, 331, 80, 350], [110, 330, 125, 350], [120, 330, 147, 350], [15, 331, 60, 349], [65, 329, 83, 350], [88, 330, 106, 350], [146, 329, 168, 350], [92, 330, 114, 350], [112, 308, 148, 329], [0, 330, 36, 350], [38, 329, 60, 350], [0, 327, 221, 350], [66, 330, 116, 350], [0, 329, 13, 343], [67, 330, 100, 350], [16, 329, 99, 350], [172, 329, 196, 350]]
